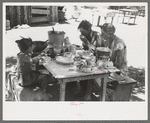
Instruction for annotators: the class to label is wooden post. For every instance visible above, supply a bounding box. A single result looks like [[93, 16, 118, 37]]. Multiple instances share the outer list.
[[51, 6, 58, 22], [97, 16, 101, 26], [9, 6, 14, 27], [49, 6, 52, 22], [28, 6, 31, 25], [54, 6, 58, 22], [111, 17, 114, 24], [47, 6, 51, 23], [17, 6, 21, 25], [24, 6, 28, 24]]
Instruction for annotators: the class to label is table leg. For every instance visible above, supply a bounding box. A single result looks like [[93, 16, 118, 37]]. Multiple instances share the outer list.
[[127, 17, 130, 25], [97, 16, 101, 26], [117, 10, 121, 23], [101, 77, 107, 101], [94, 76, 107, 101], [92, 14, 94, 25], [122, 12, 125, 24], [104, 17, 107, 23], [93, 78, 102, 101], [133, 16, 136, 24], [111, 17, 114, 24], [59, 80, 66, 101]]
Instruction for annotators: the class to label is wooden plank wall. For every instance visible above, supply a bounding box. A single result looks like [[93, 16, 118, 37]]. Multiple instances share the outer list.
[[30, 6, 51, 24], [6, 6, 59, 27]]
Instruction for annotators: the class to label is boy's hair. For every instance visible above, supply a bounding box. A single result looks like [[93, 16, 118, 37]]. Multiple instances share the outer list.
[[78, 20, 92, 31]]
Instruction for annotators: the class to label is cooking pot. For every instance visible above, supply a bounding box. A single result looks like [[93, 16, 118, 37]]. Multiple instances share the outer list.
[[96, 47, 111, 56]]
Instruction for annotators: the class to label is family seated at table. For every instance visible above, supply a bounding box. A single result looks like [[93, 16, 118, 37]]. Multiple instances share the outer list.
[[12, 20, 128, 101]]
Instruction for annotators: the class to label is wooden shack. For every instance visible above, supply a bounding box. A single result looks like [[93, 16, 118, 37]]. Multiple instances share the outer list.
[[6, 6, 65, 27]]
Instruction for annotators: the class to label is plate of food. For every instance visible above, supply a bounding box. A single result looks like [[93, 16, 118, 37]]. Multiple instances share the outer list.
[[56, 56, 74, 65], [76, 60, 93, 73]]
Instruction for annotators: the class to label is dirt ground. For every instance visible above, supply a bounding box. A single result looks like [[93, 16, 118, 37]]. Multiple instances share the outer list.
[[4, 10, 146, 101]]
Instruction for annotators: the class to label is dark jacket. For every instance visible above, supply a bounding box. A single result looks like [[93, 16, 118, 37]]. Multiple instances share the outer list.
[[17, 52, 40, 87]]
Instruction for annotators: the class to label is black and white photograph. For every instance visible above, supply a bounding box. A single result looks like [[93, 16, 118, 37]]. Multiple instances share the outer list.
[[3, 2, 148, 120]]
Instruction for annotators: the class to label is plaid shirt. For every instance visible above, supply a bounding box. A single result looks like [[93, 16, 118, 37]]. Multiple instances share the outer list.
[[81, 30, 102, 50]]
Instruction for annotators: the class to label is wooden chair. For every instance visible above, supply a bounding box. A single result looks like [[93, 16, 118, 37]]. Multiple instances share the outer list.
[[122, 11, 138, 25], [117, 9, 138, 25], [97, 12, 116, 26], [6, 71, 51, 101]]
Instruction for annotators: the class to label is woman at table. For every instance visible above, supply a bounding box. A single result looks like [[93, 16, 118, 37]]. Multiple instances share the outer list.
[[15, 37, 53, 99], [77, 21, 128, 101]]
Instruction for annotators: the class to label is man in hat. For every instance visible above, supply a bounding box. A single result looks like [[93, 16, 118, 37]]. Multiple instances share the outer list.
[[15, 37, 52, 96], [99, 23, 128, 75]]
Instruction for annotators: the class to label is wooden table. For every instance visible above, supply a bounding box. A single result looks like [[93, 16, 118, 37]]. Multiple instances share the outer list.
[[43, 60, 120, 101], [117, 9, 138, 25], [96, 11, 116, 26]]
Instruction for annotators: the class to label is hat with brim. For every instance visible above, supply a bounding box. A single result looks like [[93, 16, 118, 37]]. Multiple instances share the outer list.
[[15, 37, 33, 53], [99, 23, 116, 35]]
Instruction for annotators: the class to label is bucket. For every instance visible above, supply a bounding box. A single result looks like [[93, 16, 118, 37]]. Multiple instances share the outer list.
[[48, 31, 65, 48], [96, 47, 111, 61]]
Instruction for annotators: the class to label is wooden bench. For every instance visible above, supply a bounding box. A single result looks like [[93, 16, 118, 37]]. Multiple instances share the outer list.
[[94, 75, 137, 101], [106, 76, 137, 101]]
